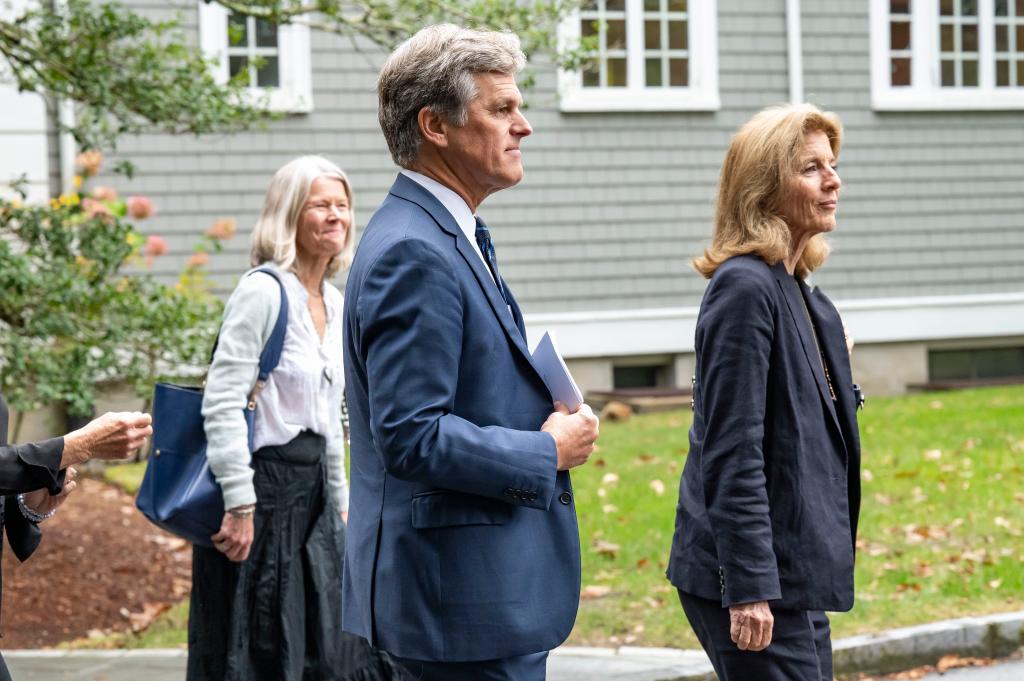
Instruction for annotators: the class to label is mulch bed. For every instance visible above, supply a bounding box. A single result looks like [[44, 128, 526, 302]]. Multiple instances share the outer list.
[[2, 477, 192, 648]]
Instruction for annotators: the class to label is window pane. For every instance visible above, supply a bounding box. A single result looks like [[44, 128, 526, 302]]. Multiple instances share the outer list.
[[668, 0, 687, 10], [976, 348, 1024, 378], [606, 0, 626, 10], [939, 0, 954, 15], [669, 57, 688, 85], [607, 20, 627, 49], [995, 25, 1008, 51], [228, 14, 247, 46], [962, 59, 978, 85], [995, 0, 1008, 14], [582, 61, 600, 87], [891, 57, 912, 85], [256, 56, 279, 87], [645, 20, 661, 49], [1017, 25, 1024, 48], [580, 0, 598, 8], [255, 19, 277, 47], [607, 58, 627, 86], [1017, 0, 1024, 15], [646, 58, 663, 85], [941, 24, 955, 51], [961, 0, 977, 14], [890, 0, 910, 12], [644, 0, 661, 9], [996, 59, 1010, 84], [891, 21, 911, 49], [941, 59, 955, 84], [962, 24, 978, 52], [229, 55, 249, 80], [668, 20, 687, 49], [1018, 60, 1024, 85], [928, 350, 972, 380], [582, 19, 598, 38]]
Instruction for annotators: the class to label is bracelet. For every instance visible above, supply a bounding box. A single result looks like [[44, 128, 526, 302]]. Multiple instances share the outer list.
[[17, 494, 56, 524], [228, 504, 256, 518]]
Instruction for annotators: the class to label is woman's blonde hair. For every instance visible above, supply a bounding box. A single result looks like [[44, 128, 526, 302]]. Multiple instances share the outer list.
[[693, 103, 843, 279], [250, 155, 355, 277]]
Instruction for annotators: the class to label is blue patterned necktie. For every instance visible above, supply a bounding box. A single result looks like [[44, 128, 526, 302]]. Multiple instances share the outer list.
[[474, 216, 524, 333], [474, 216, 509, 305]]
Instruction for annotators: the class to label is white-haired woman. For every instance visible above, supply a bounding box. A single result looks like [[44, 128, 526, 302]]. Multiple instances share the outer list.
[[189, 156, 399, 681]]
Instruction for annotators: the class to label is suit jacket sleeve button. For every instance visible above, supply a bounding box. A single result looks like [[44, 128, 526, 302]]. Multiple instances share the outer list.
[[558, 491, 572, 505]]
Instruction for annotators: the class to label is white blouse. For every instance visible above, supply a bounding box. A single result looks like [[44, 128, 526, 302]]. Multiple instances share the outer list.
[[201, 266, 349, 512]]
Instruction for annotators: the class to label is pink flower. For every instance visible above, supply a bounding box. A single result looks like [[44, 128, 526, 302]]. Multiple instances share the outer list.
[[206, 217, 237, 241], [144, 235, 168, 257], [127, 195, 156, 220], [76, 150, 103, 176], [92, 186, 118, 202], [187, 251, 209, 268], [82, 197, 112, 218]]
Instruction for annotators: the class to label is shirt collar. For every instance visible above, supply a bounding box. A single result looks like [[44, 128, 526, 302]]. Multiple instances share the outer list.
[[400, 169, 477, 246]]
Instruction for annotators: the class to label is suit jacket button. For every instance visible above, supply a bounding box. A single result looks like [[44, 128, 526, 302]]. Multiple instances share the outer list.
[[558, 491, 572, 505]]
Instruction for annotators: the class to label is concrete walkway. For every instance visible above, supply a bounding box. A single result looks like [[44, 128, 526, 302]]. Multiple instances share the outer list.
[[4, 611, 1023, 681]]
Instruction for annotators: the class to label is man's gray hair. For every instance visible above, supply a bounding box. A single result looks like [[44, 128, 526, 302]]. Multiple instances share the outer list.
[[377, 24, 526, 167]]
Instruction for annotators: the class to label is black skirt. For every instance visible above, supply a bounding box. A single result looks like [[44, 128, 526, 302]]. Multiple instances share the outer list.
[[187, 431, 401, 681]]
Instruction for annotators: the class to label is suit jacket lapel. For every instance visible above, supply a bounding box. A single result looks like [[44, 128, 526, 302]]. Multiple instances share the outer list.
[[806, 284, 860, 458], [388, 175, 539, 373], [771, 263, 845, 447]]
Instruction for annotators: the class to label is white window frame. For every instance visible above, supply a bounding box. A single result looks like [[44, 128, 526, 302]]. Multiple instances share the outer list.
[[558, 0, 719, 112], [198, 1, 313, 114], [870, 0, 1024, 110]]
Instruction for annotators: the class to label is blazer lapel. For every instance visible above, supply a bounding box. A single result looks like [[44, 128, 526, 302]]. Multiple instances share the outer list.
[[806, 284, 861, 457], [770, 263, 845, 446], [388, 175, 539, 374]]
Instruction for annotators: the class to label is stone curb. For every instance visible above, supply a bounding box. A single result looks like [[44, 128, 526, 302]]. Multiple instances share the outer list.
[[549, 611, 1024, 680], [3, 611, 1022, 680]]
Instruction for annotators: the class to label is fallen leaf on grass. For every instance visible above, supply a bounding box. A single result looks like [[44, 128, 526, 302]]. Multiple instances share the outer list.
[[581, 585, 611, 600], [862, 469, 874, 482], [601, 473, 620, 485], [923, 449, 942, 460], [593, 540, 621, 558], [602, 504, 619, 514], [635, 454, 659, 464], [649, 479, 665, 495], [127, 602, 172, 632], [636, 557, 650, 569], [988, 579, 1003, 589]]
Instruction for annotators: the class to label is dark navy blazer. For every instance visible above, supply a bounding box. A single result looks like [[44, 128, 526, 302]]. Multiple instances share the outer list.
[[341, 174, 581, 662], [0, 392, 65, 631], [667, 254, 862, 612]]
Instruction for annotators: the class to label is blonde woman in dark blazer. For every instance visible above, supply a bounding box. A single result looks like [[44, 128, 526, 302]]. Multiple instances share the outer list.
[[667, 103, 862, 681]]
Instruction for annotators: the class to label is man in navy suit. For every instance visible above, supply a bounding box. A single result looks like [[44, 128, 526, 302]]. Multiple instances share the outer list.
[[342, 24, 600, 681]]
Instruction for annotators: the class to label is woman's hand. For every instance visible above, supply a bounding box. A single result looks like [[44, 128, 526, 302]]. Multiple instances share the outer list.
[[22, 467, 77, 517], [62, 412, 153, 468], [729, 600, 774, 651], [341, 510, 349, 524], [211, 511, 254, 562], [843, 322, 854, 356]]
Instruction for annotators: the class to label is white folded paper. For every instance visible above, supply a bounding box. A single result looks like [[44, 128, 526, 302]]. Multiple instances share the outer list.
[[530, 331, 583, 412]]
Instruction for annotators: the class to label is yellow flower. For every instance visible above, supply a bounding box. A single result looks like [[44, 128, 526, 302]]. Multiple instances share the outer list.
[[58, 193, 80, 208], [72, 175, 83, 190]]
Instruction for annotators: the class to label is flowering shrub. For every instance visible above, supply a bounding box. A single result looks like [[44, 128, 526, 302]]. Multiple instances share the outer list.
[[0, 150, 235, 436]]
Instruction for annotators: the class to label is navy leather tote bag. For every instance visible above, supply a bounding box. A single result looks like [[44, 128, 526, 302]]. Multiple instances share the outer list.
[[136, 268, 288, 546]]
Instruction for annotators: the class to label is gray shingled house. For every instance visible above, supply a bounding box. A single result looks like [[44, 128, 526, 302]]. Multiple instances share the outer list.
[[4, 0, 1024, 399]]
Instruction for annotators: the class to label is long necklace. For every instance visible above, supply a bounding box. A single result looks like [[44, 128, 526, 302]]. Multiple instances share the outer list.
[[796, 284, 837, 402]]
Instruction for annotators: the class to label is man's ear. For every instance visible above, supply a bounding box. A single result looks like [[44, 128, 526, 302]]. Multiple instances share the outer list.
[[417, 107, 449, 149]]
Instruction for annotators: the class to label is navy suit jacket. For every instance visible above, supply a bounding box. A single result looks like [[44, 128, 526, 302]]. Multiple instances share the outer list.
[[341, 174, 581, 662], [667, 254, 861, 612]]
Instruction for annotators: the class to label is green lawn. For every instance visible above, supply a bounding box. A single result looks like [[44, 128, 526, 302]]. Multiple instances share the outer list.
[[565, 384, 1024, 648], [97, 385, 1024, 650]]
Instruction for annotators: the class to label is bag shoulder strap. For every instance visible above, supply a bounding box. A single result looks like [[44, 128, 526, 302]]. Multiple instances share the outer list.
[[245, 267, 289, 409]]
